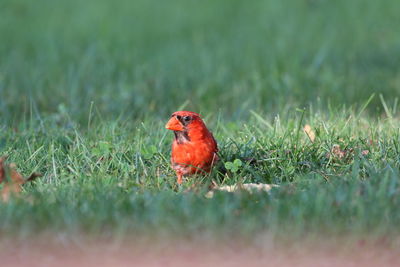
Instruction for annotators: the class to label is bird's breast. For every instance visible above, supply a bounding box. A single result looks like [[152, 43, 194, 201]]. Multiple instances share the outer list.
[[171, 138, 218, 174]]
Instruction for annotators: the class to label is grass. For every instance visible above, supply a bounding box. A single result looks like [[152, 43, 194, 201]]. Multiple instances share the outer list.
[[0, 0, 400, 243], [1, 0, 400, 123], [1, 108, 400, 241]]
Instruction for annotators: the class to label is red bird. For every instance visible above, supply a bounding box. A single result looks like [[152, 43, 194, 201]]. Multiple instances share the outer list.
[[165, 111, 219, 184]]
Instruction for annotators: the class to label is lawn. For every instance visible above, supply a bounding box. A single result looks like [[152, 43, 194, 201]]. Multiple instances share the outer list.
[[1, 0, 400, 244]]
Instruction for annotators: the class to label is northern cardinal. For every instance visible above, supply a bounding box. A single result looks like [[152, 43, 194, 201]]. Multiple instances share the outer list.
[[165, 111, 219, 184]]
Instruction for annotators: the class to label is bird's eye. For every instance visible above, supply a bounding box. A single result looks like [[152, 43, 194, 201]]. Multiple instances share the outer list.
[[183, 116, 191, 122]]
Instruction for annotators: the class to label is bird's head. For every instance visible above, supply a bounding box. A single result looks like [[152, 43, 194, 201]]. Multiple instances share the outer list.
[[165, 111, 210, 142], [165, 111, 203, 131]]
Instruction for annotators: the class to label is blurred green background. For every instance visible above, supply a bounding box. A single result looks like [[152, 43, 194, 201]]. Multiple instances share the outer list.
[[1, 0, 400, 123]]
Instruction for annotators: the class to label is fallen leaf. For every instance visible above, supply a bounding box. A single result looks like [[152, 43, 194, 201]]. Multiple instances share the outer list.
[[303, 124, 316, 142], [0, 156, 7, 183], [0, 156, 42, 202], [326, 146, 369, 161], [330, 144, 347, 159]]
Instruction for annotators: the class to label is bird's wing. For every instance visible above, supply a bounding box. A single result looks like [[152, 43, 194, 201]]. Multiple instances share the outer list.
[[210, 132, 219, 152]]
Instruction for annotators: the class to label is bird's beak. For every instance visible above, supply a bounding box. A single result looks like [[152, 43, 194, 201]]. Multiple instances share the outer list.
[[165, 116, 184, 131]]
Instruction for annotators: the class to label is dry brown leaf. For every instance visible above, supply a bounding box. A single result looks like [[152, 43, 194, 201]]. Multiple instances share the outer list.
[[326, 146, 369, 161], [0, 156, 41, 202], [361, 150, 369, 156], [303, 124, 316, 142], [331, 144, 346, 159], [0, 156, 6, 183]]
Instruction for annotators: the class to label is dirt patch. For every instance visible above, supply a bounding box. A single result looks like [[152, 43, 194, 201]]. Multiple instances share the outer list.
[[1, 236, 399, 267]]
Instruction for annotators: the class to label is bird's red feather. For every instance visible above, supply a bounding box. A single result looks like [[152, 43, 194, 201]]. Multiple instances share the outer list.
[[166, 111, 218, 184]]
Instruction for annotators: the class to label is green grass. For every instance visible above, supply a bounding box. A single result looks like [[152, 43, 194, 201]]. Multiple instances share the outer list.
[[1, 0, 400, 242], [1, 109, 400, 240], [1, 0, 400, 123]]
